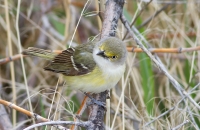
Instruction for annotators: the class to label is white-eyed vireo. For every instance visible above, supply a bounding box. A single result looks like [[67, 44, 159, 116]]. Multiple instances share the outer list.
[[22, 37, 127, 93]]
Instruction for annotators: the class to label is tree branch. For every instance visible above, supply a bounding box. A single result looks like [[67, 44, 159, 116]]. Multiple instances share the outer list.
[[0, 99, 67, 130], [87, 0, 124, 129], [100, 0, 124, 38]]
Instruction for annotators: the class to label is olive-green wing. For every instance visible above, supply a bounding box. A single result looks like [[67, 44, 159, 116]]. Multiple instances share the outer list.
[[44, 43, 96, 76]]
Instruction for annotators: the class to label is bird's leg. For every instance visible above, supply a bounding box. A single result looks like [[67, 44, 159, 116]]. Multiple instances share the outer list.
[[84, 92, 106, 109]]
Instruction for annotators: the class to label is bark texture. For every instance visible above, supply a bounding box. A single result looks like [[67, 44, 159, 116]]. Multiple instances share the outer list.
[[87, 0, 125, 129]]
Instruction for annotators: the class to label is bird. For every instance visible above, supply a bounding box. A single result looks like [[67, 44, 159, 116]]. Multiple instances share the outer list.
[[22, 37, 127, 93]]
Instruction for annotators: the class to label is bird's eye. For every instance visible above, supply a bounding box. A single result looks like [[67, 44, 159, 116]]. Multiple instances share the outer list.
[[112, 56, 117, 59]]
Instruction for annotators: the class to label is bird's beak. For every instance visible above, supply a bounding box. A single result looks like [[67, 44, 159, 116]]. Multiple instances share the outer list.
[[96, 51, 107, 58]]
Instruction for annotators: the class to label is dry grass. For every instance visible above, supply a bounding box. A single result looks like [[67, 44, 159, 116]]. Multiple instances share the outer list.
[[0, 0, 200, 130]]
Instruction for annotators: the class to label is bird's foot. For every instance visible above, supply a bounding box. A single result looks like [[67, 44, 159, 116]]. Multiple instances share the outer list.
[[84, 92, 106, 110]]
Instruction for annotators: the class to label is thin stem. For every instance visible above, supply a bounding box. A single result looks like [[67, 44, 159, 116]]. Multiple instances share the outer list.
[[4, 0, 16, 126]]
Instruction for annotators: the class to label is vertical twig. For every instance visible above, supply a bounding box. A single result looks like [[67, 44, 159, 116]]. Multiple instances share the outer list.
[[87, 0, 125, 129], [63, 0, 71, 44], [16, 0, 37, 129], [100, 0, 124, 38], [4, 0, 16, 126]]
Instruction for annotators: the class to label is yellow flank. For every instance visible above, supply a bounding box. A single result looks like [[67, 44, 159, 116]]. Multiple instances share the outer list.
[[64, 66, 106, 93]]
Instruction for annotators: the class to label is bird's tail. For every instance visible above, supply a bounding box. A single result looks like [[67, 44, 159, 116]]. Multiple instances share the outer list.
[[22, 47, 58, 60]]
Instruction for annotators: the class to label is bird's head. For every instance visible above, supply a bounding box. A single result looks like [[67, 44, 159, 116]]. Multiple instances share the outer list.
[[94, 37, 127, 66]]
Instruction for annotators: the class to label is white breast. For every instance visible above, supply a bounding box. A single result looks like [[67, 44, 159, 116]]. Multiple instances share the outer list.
[[93, 48, 126, 92]]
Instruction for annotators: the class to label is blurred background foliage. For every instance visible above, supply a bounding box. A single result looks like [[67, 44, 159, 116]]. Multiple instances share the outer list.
[[0, 0, 200, 129]]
